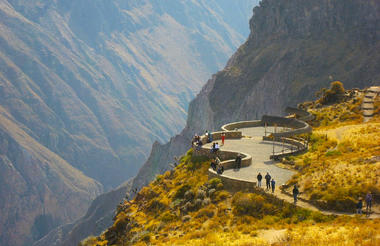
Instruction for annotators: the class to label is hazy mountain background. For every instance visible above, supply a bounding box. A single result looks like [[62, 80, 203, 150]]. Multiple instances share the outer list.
[[0, 0, 258, 245]]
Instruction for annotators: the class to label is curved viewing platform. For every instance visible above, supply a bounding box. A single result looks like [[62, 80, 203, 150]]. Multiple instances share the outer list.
[[193, 111, 312, 193]]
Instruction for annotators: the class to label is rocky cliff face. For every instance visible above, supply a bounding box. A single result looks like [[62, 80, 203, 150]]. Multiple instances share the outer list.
[[0, 0, 256, 245], [133, 0, 380, 194]]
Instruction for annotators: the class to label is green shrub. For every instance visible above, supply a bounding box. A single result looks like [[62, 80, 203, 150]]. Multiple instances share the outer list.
[[232, 192, 276, 218], [140, 232, 152, 243], [208, 178, 222, 189], [173, 184, 191, 200], [325, 150, 342, 157], [160, 211, 177, 223], [213, 190, 230, 203], [147, 198, 167, 212], [318, 81, 345, 105]]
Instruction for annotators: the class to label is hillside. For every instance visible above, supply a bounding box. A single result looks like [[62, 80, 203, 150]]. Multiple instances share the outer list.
[[81, 89, 380, 244], [281, 85, 380, 212], [0, 0, 257, 245], [133, 0, 380, 195]]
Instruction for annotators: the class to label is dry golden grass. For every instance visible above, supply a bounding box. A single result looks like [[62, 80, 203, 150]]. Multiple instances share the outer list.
[[285, 93, 380, 211]]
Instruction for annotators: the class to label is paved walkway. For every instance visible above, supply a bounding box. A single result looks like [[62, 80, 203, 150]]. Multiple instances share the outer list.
[[205, 126, 380, 218], [206, 127, 294, 187]]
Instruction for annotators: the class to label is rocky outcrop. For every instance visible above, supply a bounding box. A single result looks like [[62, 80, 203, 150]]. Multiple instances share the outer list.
[[134, 0, 380, 198]]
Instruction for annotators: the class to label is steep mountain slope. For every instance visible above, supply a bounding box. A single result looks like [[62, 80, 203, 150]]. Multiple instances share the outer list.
[[34, 180, 132, 246], [0, 0, 257, 245], [133, 0, 380, 192], [0, 106, 102, 246], [1, 0, 254, 188]]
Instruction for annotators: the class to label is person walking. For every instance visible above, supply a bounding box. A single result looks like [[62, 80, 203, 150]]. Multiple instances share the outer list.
[[292, 185, 299, 204], [257, 173, 262, 187], [265, 172, 271, 190], [271, 179, 276, 193], [357, 197, 363, 214], [221, 133, 225, 146], [365, 192, 373, 212]]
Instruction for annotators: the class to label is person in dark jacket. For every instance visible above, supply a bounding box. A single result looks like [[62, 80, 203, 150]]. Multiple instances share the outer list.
[[210, 160, 217, 171], [265, 172, 271, 190], [235, 154, 242, 169], [257, 173, 262, 187], [292, 185, 299, 204], [271, 179, 276, 193], [365, 192, 373, 212], [357, 198, 363, 214], [217, 164, 224, 175]]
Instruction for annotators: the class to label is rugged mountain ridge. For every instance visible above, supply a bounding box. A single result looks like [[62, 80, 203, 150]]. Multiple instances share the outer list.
[[133, 0, 380, 192], [0, 0, 258, 245], [0, 0, 257, 245]]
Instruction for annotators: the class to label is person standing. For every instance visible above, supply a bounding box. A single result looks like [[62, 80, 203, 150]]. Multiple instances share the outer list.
[[357, 197, 363, 214], [221, 133, 225, 145], [265, 172, 271, 190], [271, 179, 276, 193], [235, 153, 242, 169], [365, 192, 373, 212], [257, 173, 262, 187], [292, 185, 299, 204]]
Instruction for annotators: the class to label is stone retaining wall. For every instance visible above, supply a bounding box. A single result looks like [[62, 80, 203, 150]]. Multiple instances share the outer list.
[[221, 120, 262, 131], [263, 136, 307, 160], [209, 171, 256, 193], [285, 107, 315, 122], [261, 115, 312, 138]]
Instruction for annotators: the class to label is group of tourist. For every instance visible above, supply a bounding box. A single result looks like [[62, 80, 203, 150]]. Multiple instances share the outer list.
[[191, 134, 203, 150], [210, 157, 224, 174], [211, 142, 220, 153], [257, 172, 299, 204], [356, 192, 373, 215], [256, 172, 276, 193]]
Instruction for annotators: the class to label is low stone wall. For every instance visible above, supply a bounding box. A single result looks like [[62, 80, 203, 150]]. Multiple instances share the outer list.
[[209, 171, 257, 193], [261, 115, 312, 138], [263, 136, 307, 160], [221, 120, 262, 131], [211, 131, 242, 141], [285, 107, 315, 122], [194, 148, 251, 169]]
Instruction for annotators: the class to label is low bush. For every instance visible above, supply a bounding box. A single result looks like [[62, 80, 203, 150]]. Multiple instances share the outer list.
[[208, 178, 222, 189], [173, 184, 192, 200]]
